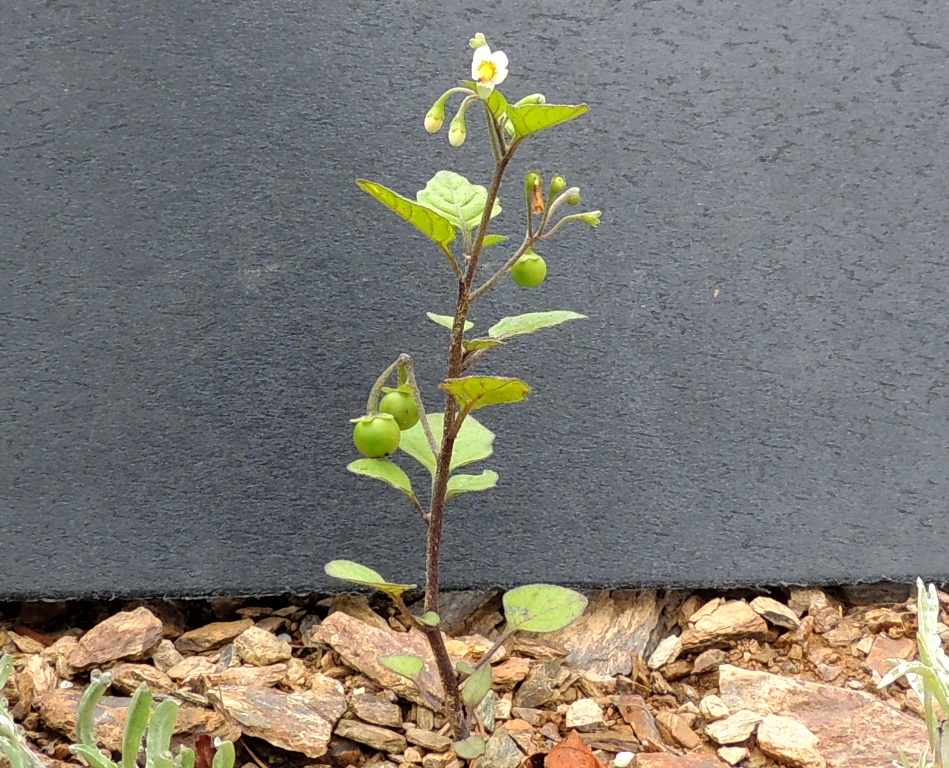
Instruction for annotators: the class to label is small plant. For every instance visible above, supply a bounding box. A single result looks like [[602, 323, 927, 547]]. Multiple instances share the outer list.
[[68, 672, 235, 768], [325, 33, 601, 758], [0, 655, 47, 768], [880, 579, 949, 768]]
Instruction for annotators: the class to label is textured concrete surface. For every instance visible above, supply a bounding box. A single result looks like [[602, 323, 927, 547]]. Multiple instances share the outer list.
[[2, 1, 947, 597]]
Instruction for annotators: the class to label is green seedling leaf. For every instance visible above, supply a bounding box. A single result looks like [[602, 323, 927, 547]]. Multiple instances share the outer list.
[[399, 413, 495, 475], [426, 312, 474, 333], [446, 471, 498, 500], [503, 584, 588, 634], [440, 376, 530, 412], [347, 459, 416, 500], [453, 736, 486, 760], [460, 662, 493, 709], [460, 80, 510, 122], [418, 612, 440, 627], [357, 179, 456, 246], [488, 311, 587, 341], [76, 673, 112, 748], [464, 338, 503, 352], [417, 171, 501, 233], [70, 745, 118, 768], [2, 737, 37, 768], [211, 741, 235, 768], [481, 234, 509, 248], [379, 654, 425, 681], [145, 698, 179, 768], [0, 655, 12, 689], [122, 683, 153, 768], [455, 660, 476, 676], [324, 560, 417, 597], [506, 102, 589, 138], [174, 748, 195, 768]]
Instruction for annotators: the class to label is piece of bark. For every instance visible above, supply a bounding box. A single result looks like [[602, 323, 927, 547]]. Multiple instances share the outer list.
[[207, 677, 346, 758], [68, 608, 164, 671], [749, 597, 800, 630], [175, 619, 254, 654], [108, 663, 176, 694], [615, 694, 665, 752], [334, 719, 407, 753], [655, 711, 700, 750], [680, 602, 768, 652], [233, 626, 293, 666], [756, 715, 825, 768], [350, 692, 403, 728]]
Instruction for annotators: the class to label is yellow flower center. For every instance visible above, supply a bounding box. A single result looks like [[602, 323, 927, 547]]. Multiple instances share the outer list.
[[477, 60, 498, 83]]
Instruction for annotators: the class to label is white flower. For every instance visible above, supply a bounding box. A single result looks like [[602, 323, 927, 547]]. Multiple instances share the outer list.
[[471, 45, 508, 98]]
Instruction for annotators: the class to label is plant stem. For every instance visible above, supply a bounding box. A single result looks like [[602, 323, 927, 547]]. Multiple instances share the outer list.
[[423, 625, 468, 739]]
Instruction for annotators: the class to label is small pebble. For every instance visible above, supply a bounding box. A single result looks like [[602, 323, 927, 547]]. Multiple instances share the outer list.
[[613, 752, 635, 768]]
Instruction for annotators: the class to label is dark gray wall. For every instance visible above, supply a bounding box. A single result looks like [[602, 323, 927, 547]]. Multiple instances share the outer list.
[[3, 0, 947, 598]]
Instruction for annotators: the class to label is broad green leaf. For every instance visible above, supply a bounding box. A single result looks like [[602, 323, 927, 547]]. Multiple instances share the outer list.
[[211, 742, 235, 768], [357, 179, 455, 246], [1, 736, 36, 768], [464, 338, 503, 352], [399, 413, 495, 475], [488, 311, 587, 341], [174, 749, 195, 768], [455, 660, 476, 676], [481, 234, 509, 248], [70, 745, 117, 768], [503, 584, 588, 634], [122, 684, 153, 768], [380, 654, 425, 681], [324, 560, 417, 596], [452, 736, 486, 760], [446, 470, 498, 500], [76, 673, 112, 747], [460, 81, 509, 122], [347, 459, 416, 500], [440, 377, 530, 411], [506, 102, 589, 138], [416, 171, 501, 233], [426, 312, 474, 333], [418, 611, 440, 627], [460, 663, 493, 709]]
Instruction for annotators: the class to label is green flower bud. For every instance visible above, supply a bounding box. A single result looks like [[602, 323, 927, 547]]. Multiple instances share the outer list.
[[578, 210, 602, 227], [514, 93, 546, 106], [525, 171, 543, 212], [549, 175, 567, 197], [424, 92, 454, 133], [565, 187, 581, 205], [469, 33, 487, 50], [448, 113, 467, 147]]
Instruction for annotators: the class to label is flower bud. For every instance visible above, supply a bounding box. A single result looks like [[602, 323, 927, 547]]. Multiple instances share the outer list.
[[564, 187, 581, 205], [525, 172, 543, 211], [469, 33, 488, 50], [448, 113, 467, 147], [549, 175, 567, 197], [514, 93, 546, 106], [578, 210, 602, 227], [424, 102, 446, 133]]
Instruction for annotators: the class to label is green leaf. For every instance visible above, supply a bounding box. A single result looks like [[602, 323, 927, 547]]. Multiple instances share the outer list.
[[446, 471, 498, 500], [379, 654, 425, 681], [174, 749, 195, 768], [145, 699, 179, 768], [416, 171, 501, 233], [506, 103, 589, 138], [76, 673, 112, 748], [488, 311, 587, 341], [464, 338, 503, 352], [452, 736, 486, 760], [211, 742, 235, 768], [324, 560, 417, 596], [399, 413, 495, 476], [440, 377, 530, 412], [1, 736, 35, 768], [503, 584, 588, 634], [460, 663, 493, 709], [426, 312, 474, 333], [455, 661, 476, 676], [418, 612, 440, 628], [460, 81, 509, 122], [481, 234, 509, 248], [70, 745, 119, 768], [0, 655, 12, 689], [357, 179, 456, 247], [347, 459, 416, 500], [121, 683, 152, 768]]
